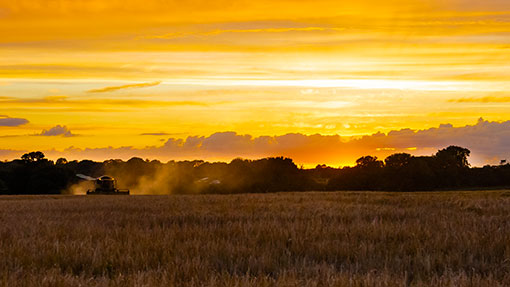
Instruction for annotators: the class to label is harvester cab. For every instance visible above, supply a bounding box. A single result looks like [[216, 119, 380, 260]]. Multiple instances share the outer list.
[[77, 174, 130, 195]]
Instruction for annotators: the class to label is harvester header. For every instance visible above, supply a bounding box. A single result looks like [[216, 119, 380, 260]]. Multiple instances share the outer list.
[[77, 174, 130, 195]]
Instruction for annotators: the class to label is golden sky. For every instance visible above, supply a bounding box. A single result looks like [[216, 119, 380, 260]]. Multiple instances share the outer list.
[[1, 0, 509, 166]]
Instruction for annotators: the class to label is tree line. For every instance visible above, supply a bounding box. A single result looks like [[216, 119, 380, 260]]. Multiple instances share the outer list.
[[1, 146, 509, 195]]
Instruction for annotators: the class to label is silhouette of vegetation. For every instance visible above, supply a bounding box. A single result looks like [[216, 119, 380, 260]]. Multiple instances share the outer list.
[[0, 146, 509, 194], [21, 151, 46, 163]]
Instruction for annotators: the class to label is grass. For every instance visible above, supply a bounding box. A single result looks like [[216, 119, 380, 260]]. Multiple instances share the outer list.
[[1, 190, 510, 286]]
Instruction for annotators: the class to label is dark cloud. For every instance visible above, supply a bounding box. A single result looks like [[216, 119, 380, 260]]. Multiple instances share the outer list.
[[40, 125, 74, 137], [0, 115, 29, 127], [40, 118, 510, 167]]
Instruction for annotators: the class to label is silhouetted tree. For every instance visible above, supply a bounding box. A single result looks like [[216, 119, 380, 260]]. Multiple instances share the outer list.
[[356, 156, 384, 169], [0, 179, 7, 193], [434, 146, 471, 188], [385, 153, 412, 169], [2, 145, 510, 194], [435, 146, 471, 169], [21, 151, 46, 163], [404, 156, 437, 190], [381, 153, 414, 190]]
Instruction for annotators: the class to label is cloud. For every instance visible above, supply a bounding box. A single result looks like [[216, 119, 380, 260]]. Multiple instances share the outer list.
[[40, 125, 74, 137], [0, 96, 208, 111], [140, 132, 172, 136], [0, 149, 24, 159], [144, 27, 345, 39], [0, 115, 29, 127], [39, 118, 510, 167], [87, 81, 161, 93], [450, 96, 510, 103]]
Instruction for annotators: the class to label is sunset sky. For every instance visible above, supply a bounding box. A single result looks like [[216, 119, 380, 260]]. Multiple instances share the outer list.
[[1, 0, 510, 166]]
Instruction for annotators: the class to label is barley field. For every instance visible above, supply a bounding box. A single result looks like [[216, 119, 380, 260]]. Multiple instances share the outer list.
[[1, 191, 510, 286]]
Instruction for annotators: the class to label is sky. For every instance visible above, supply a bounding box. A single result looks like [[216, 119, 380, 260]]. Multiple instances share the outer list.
[[1, 0, 510, 167]]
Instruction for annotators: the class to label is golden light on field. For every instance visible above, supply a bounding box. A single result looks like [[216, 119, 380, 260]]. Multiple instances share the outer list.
[[1, 0, 509, 166]]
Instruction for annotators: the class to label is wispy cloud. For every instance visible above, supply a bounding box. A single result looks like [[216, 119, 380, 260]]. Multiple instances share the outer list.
[[87, 81, 161, 93], [0, 96, 208, 110], [140, 132, 172, 136], [0, 115, 29, 127], [144, 27, 345, 39], [450, 96, 510, 103]]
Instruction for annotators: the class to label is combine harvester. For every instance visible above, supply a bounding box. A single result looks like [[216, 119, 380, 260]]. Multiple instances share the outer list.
[[77, 174, 130, 195]]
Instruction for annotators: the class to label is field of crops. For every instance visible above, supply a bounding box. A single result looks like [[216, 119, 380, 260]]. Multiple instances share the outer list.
[[1, 191, 510, 286]]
